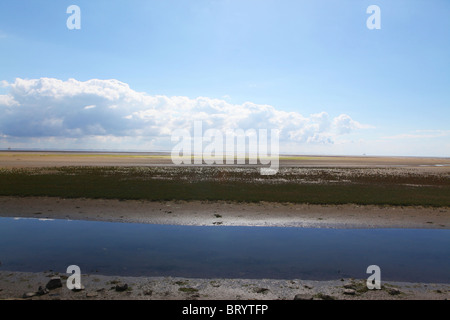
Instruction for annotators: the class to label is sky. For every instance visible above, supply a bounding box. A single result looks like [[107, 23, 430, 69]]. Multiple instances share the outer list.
[[0, 0, 449, 156]]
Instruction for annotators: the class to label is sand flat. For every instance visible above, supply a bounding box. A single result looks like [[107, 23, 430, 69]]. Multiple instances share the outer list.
[[0, 196, 448, 229], [1, 151, 449, 169]]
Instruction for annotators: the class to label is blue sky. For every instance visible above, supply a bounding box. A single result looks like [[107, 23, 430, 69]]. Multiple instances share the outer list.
[[0, 0, 449, 156]]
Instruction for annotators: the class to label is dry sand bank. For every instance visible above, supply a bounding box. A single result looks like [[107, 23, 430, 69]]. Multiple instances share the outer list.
[[0, 196, 448, 229], [0, 271, 448, 300]]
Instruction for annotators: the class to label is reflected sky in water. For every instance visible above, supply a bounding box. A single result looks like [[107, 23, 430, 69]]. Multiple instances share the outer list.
[[0, 217, 448, 282]]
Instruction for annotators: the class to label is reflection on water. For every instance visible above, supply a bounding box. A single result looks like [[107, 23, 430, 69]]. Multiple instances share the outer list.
[[0, 217, 448, 282]]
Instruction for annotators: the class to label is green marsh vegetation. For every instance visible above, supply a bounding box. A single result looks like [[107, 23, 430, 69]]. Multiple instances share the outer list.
[[0, 166, 449, 207]]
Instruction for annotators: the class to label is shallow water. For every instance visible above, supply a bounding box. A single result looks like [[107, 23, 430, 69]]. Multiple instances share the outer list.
[[0, 217, 448, 282]]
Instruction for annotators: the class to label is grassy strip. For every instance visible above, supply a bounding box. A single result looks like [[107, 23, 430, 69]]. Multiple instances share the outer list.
[[0, 167, 449, 206]]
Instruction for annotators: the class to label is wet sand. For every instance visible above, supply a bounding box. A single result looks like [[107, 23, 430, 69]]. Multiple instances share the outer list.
[[0, 196, 448, 229]]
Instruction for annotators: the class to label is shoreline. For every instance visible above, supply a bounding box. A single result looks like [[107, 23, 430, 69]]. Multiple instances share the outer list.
[[0, 196, 448, 229], [0, 271, 448, 300]]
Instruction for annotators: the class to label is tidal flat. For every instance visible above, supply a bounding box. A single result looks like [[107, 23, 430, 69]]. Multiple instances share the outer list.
[[0, 152, 449, 300]]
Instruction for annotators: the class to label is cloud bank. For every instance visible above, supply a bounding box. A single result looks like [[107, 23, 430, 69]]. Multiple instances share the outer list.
[[0, 77, 372, 151]]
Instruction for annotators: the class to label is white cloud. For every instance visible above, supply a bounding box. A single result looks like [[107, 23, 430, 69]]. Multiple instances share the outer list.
[[0, 77, 372, 150], [0, 94, 18, 107], [332, 114, 374, 134]]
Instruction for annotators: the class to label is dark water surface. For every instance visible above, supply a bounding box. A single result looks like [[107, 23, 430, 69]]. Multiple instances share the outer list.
[[0, 217, 448, 282]]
